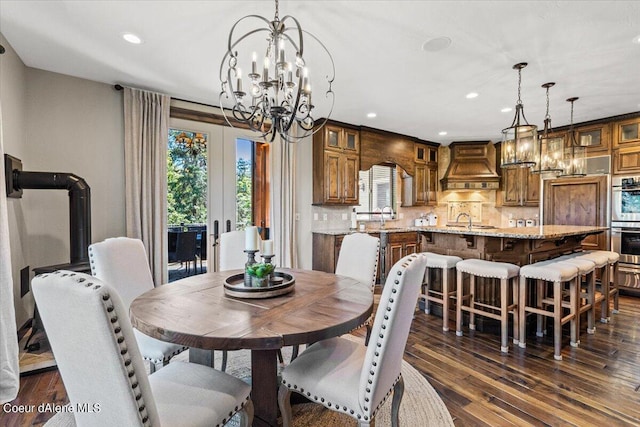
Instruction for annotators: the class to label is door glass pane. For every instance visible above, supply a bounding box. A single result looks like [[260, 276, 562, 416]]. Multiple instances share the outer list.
[[236, 138, 253, 230], [621, 124, 639, 141], [328, 129, 339, 147], [578, 130, 601, 146], [346, 133, 356, 150]]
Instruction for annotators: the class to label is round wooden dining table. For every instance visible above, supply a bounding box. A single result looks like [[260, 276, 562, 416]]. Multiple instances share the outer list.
[[130, 268, 374, 427]]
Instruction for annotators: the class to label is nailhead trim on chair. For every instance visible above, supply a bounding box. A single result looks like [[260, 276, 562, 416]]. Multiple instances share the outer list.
[[89, 246, 187, 365], [280, 254, 420, 422], [39, 271, 153, 426]]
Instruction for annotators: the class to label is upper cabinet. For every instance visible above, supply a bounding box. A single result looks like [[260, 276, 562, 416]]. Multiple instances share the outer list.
[[613, 117, 640, 149], [413, 142, 438, 206], [313, 121, 360, 205], [571, 123, 611, 155], [501, 167, 540, 207]]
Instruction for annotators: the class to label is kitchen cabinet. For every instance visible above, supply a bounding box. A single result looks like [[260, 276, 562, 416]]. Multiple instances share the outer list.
[[382, 232, 420, 281], [613, 147, 640, 175], [313, 121, 360, 205], [542, 175, 608, 250], [613, 116, 640, 148], [501, 166, 540, 207], [413, 143, 438, 206], [571, 123, 611, 155]]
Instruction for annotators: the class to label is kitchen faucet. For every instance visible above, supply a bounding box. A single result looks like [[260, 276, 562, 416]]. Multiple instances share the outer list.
[[380, 206, 393, 228], [456, 212, 472, 230]]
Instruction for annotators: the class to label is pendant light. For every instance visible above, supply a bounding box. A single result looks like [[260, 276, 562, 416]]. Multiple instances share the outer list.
[[558, 97, 586, 177], [501, 62, 538, 169], [531, 82, 564, 175]]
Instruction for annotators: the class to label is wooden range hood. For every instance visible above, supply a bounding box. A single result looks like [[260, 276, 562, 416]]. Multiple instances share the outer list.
[[440, 141, 500, 191]]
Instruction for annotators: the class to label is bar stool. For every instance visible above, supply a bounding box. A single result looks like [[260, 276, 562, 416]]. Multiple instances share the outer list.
[[543, 255, 597, 342], [456, 259, 519, 353], [581, 250, 620, 320], [420, 253, 462, 332], [518, 261, 579, 360], [566, 251, 609, 324]]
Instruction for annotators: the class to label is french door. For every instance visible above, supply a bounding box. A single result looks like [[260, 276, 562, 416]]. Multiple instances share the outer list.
[[169, 118, 234, 272]]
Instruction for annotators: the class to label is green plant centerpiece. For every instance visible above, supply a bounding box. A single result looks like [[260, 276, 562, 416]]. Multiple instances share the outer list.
[[246, 262, 275, 287]]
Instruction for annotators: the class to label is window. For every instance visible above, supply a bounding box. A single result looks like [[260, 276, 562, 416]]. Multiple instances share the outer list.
[[356, 164, 397, 220], [236, 138, 270, 237]]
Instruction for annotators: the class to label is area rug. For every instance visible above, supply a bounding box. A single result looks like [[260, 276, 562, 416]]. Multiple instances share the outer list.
[[171, 336, 454, 426]]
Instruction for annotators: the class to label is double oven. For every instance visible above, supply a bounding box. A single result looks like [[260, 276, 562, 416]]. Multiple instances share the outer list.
[[612, 176, 640, 291]]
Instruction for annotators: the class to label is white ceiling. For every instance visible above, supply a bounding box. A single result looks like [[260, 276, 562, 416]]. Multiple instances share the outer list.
[[1, 0, 639, 144]]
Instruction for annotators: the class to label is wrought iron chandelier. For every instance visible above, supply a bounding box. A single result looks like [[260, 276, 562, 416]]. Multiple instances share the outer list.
[[559, 97, 586, 177], [531, 82, 564, 175], [501, 62, 538, 169], [219, 0, 335, 142]]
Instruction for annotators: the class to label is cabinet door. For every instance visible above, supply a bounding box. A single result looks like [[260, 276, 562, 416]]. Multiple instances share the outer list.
[[342, 154, 359, 204], [502, 168, 521, 205], [573, 123, 611, 155], [343, 128, 360, 153], [613, 117, 640, 148], [414, 165, 427, 205], [324, 125, 342, 151], [525, 170, 540, 205], [427, 167, 438, 205], [613, 148, 640, 175], [323, 151, 342, 203]]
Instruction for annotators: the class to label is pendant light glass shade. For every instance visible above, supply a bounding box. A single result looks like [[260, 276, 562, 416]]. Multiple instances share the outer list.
[[501, 63, 538, 169], [558, 97, 586, 177], [532, 82, 564, 175]]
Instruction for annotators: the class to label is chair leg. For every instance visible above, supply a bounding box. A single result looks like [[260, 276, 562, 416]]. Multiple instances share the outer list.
[[500, 278, 508, 353], [390, 376, 404, 427], [149, 361, 157, 373], [456, 269, 464, 336], [277, 385, 293, 427], [221, 350, 228, 372], [553, 280, 563, 360], [442, 268, 450, 332], [518, 276, 527, 349], [237, 400, 254, 427], [365, 323, 373, 345]]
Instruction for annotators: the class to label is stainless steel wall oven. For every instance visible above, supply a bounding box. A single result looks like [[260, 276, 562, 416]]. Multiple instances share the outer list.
[[611, 176, 640, 292]]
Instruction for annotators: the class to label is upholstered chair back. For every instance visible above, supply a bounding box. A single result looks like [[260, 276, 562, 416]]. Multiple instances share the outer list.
[[89, 237, 154, 309], [358, 253, 427, 416], [335, 233, 380, 290], [220, 230, 260, 270], [32, 271, 160, 426]]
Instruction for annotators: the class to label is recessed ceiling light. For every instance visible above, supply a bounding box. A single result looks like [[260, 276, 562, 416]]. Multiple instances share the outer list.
[[501, 107, 512, 113], [466, 92, 478, 99], [438, 131, 447, 136], [422, 36, 452, 52], [122, 32, 142, 44], [366, 112, 377, 118]]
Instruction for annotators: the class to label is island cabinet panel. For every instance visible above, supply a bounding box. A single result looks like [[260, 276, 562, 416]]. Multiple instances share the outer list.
[[383, 232, 420, 277], [313, 121, 360, 205], [312, 232, 382, 282], [542, 175, 608, 250]]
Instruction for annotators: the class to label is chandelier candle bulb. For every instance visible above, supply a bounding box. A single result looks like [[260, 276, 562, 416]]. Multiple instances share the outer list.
[[245, 226, 259, 251], [252, 52, 257, 75], [263, 57, 269, 82], [236, 68, 243, 92]]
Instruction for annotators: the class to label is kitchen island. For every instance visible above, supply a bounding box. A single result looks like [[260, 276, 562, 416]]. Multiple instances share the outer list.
[[313, 225, 608, 278]]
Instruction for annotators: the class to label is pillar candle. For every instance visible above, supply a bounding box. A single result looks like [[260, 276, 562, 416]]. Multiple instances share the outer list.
[[245, 226, 259, 251], [262, 240, 274, 256]]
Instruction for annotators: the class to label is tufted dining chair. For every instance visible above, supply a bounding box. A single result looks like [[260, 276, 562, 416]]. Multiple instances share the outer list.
[[34, 270, 253, 427], [89, 237, 188, 372], [278, 253, 428, 427], [335, 232, 380, 344]]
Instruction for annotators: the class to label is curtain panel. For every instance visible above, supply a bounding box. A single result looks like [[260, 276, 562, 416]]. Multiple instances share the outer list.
[[123, 88, 170, 285], [0, 101, 19, 403], [270, 135, 298, 268]]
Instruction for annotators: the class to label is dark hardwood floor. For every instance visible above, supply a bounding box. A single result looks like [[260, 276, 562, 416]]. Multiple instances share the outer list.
[[2, 296, 640, 426]]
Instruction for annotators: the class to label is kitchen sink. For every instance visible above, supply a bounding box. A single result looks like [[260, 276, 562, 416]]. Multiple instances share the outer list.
[[446, 224, 497, 230]]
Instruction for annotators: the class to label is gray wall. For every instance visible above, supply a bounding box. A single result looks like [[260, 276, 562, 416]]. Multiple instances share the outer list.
[[0, 32, 313, 329], [1, 34, 126, 328]]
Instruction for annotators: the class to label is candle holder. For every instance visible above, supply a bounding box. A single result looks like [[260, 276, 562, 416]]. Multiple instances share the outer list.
[[243, 249, 259, 287], [261, 255, 275, 282]]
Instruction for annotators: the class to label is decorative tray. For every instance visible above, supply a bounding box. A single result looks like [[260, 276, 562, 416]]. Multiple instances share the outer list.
[[223, 271, 295, 299]]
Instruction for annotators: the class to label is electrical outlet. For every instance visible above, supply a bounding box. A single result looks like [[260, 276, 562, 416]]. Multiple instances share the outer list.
[[313, 213, 318, 221], [295, 213, 300, 221], [342, 213, 348, 220], [399, 212, 404, 219], [323, 213, 328, 221]]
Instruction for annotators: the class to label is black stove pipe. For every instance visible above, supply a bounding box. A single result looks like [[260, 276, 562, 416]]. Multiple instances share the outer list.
[[13, 171, 91, 264]]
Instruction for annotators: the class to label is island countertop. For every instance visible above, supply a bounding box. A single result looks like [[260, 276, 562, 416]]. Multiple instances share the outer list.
[[312, 224, 608, 239]]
